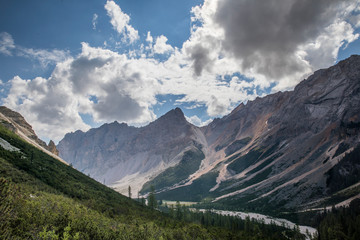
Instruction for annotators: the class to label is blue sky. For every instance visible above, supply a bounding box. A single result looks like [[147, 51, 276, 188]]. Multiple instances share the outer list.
[[0, 0, 360, 142], [0, 0, 198, 80]]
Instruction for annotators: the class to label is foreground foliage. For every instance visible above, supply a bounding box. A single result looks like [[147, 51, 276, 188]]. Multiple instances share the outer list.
[[314, 199, 360, 240]]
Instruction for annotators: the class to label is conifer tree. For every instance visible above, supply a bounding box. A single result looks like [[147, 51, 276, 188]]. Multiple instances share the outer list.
[[147, 185, 157, 209], [128, 185, 132, 198]]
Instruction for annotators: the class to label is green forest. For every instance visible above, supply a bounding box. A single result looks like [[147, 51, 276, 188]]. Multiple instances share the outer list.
[[0, 122, 359, 239], [314, 200, 360, 240]]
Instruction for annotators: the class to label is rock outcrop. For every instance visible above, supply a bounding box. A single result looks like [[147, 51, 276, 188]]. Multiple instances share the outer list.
[[0, 106, 65, 163], [47, 140, 59, 156]]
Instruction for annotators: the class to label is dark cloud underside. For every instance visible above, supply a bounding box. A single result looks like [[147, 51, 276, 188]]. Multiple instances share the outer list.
[[214, 0, 343, 79]]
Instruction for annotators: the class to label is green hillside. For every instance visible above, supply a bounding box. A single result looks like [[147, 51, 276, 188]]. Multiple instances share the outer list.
[[141, 148, 205, 194], [0, 123, 306, 239], [0, 123, 211, 239]]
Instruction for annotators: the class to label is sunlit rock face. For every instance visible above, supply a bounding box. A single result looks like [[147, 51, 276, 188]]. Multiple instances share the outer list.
[[58, 107, 206, 195], [0, 106, 64, 162]]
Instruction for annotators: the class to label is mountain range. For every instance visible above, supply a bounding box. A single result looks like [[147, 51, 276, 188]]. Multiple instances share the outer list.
[[55, 55, 360, 213]]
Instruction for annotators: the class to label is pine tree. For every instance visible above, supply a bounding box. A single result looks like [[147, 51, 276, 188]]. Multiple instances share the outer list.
[[147, 185, 157, 209], [30, 151, 34, 164], [176, 201, 183, 220], [128, 185, 132, 199]]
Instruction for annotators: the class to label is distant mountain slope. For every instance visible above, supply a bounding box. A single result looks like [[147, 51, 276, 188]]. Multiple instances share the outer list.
[[58, 108, 207, 194], [0, 106, 65, 164], [205, 55, 360, 210], [58, 55, 360, 212]]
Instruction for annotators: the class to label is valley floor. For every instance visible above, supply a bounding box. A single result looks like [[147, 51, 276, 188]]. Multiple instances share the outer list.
[[192, 209, 317, 239]]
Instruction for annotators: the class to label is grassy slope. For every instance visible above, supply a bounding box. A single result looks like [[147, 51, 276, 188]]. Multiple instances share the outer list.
[[141, 148, 205, 194], [156, 171, 219, 202]]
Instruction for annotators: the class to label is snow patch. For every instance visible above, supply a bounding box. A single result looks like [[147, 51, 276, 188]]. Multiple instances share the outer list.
[[0, 137, 20, 152]]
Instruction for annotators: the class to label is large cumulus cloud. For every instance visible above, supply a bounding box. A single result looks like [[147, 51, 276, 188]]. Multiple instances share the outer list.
[[186, 0, 359, 89], [3, 43, 160, 141]]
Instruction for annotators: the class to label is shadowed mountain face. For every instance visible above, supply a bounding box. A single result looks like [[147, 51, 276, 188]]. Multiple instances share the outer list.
[[58, 55, 360, 211], [192, 55, 360, 211]]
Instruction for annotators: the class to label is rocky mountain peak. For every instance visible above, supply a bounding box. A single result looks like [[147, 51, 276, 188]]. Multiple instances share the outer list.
[[142, 108, 189, 135], [0, 106, 36, 136], [0, 106, 47, 147], [0, 106, 66, 164], [159, 107, 186, 123], [48, 140, 59, 156]]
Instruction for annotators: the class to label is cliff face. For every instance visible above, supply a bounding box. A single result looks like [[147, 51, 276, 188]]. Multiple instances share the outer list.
[[0, 106, 65, 163], [58, 108, 206, 194], [47, 140, 59, 156], [58, 55, 360, 211], [0, 106, 46, 146]]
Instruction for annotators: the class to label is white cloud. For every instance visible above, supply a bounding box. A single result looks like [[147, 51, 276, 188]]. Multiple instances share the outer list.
[[300, 20, 359, 69], [0, 32, 15, 56], [145, 31, 154, 54], [183, 103, 204, 110], [105, 0, 139, 43], [4, 75, 91, 142], [92, 13, 98, 30], [19, 47, 71, 68], [153, 35, 174, 54], [182, 0, 224, 77], [186, 115, 212, 127], [3, 43, 160, 141], [351, 14, 360, 28], [146, 31, 153, 43], [0, 32, 70, 68]]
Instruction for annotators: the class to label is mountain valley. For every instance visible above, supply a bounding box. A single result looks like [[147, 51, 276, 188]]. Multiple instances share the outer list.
[[0, 103, 308, 239], [2, 1, 360, 239], [58, 55, 360, 214], [1, 55, 360, 240]]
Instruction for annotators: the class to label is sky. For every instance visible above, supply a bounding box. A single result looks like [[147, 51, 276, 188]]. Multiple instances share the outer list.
[[0, 0, 360, 143]]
